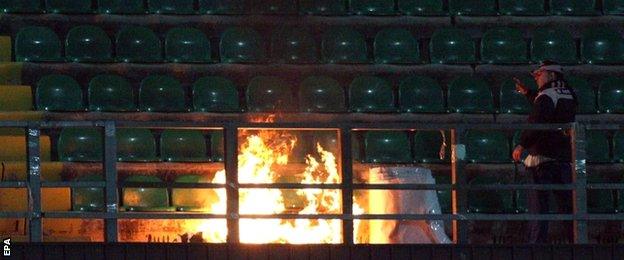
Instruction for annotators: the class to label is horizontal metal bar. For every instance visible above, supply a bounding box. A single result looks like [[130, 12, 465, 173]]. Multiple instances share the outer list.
[[41, 182, 107, 188], [0, 212, 29, 218], [0, 122, 27, 127], [586, 183, 624, 190], [238, 183, 342, 189], [43, 212, 228, 219], [0, 182, 28, 188], [120, 182, 226, 188]]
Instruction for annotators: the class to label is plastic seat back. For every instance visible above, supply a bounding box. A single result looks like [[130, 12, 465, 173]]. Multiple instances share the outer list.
[[604, 0, 624, 14], [66, 25, 113, 62], [1, 0, 43, 13], [139, 75, 187, 112], [161, 130, 209, 162], [72, 174, 104, 212], [447, 76, 494, 113], [58, 128, 103, 162], [165, 27, 211, 63], [468, 176, 514, 213], [374, 28, 420, 64], [246, 76, 294, 112], [499, 0, 546, 15], [398, 76, 445, 113], [322, 27, 368, 64], [210, 131, 224, 162], [613, 131, 624, 162], [481, 27, 528, 64], [300, 0, 347, 15], [499, 76, 535, 114], [364, 131, 412, 163], [465, 130, 510, 163], [567, 76, 597, 114], [45, 0, 92, 13], [220, 27, 266, 63], [122, 175, 173, 211], [148, 0, 195, 14], [88, 74, 136, 112], [193, 76, 240, 112], [550, 0, 597, 15], [531, 27, 578, 64], [599, 76, 624, 113], [449, 0, 497, 15], [172, 174, 218, 211], [350, 0, 396, 15], [250, 0, 297, 14], [429, 28, 476, 64], [200, 0, 246, 14], [586, 130, 611, 163], [15, 26, 62, 62], [349, 76, 395, 113], [98, 0, 146, 14], [116, 26, 162, 63], [299, 76, 345, 112], [413, 130, 450, 163], [398, 0, 445, 16], [35, 74, 84, 111], [116, 128, 158, 162], [581, 28, 624, 64], [271, 27, 318, 64]]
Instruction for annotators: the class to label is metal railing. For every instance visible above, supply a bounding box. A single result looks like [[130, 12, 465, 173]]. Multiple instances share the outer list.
[[0, 120, 623, 244]]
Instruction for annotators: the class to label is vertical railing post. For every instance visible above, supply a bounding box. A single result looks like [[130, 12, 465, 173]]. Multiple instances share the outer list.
[[103, 121, 118, 242], [340, 127, 354, 245], [450, 127, 468, 243], [572, 123, 588, 243], [26, 123, 42, 242], [224, 125, 239, 243]]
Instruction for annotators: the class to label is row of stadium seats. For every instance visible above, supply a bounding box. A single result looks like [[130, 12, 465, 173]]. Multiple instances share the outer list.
[[13, 25, 624, 64], [26, 74, 624, 114], [2, 0, 623, 16]]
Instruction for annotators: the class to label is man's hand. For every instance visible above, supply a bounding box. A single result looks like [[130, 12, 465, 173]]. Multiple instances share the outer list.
[[513, 77, 529, 95], [512, 145, 524, 162]]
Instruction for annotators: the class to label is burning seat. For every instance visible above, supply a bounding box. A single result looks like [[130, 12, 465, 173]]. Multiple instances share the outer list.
[[398, 0, 445, 16], [15, 26, 62, 62], [581, 27, 624, 64], [398, 76, 445, 113], [165, 27, 212, 63], [599, 77, 624, 113], [499, 76, 533, 114], [447, 76, 495, 114], [209, 131, 224, 162], [566, 76, 597, 114], [363, 131, 412, 163], [65, 25, 113, 63], [219, 27, 266, 63], [192, 76, 240, 112], [498, 0, 546, 15], [88, 74, 136, 112], [139, 75, 187, 112], [172, 174, 217, 211], [480, 27, 528, 64], [72, 174, 105, 212], [148, 0, 195, 14], [374, 28, 420, 64], [58, 127, 103, 162], [35, 74, 84, 111], [298, 76, 345, 112], [530, 27, 578, 64], [351, 0, 396, 15], [45, 0, 92, 13], [116, 26, 162, 63], [322, 27, 368, 64], [116, 128, 159, 162], [349, 76, 395, 113], [429, 28, 476, 64], [300, 0, 347, 15], [122, 175, 175, 212], [449, 0, 497, 16], [271, 27, 318, 64], [160, 130, 209, 162], [97, 0, 146, 14]]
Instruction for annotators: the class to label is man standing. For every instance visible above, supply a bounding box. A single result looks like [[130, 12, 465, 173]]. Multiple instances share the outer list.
[[512, 60, 577, 243]]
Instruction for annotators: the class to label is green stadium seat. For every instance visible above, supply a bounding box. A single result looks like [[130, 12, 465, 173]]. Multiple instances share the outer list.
[[467, 176, 514, 213], [165, 27, 212, 63], [72, 175, 104, 212], [161, 130, 209, 162], [449, 0, 497, 16], [599, 77, 624, 113], [413, 130, 450, 163], [349, 76, 395, 113], [66, 26, 113, 63], [581, 28, 624, 64], [122, 175, 175, 212], [220, 27, 265, 63], [398, 76, 445, 113], [447, 76, 494, 114], [209, 131, 224, 162], [300, 0, 347, 15], [193, 76, 240, 112], [429, 28, 476, 64], [481, 27, 528, 64], [350, 0, 396, 15], [139, 75, 187, 112], [116, 26, 162, 63], [15, 26, 62, 62], [250, 0, 297, 14], [98, 0, 146, 14], [587, 174, 618, 213], [465, 130, 510, 163], [88, 74, 136, 112], [550, 0, 597, 15], [586, 130, 611, 163], [199, 0, 246, 14], [271, 27, 318, 64], [364, 131, 412, 163], [148, 0, 195, 14], [604, 0, 624, 14], [433, 174, 451, 214], [322, 27, 368, 64], [499, 76, 534, 114], [35, 74, 84, 111], [499, 0, 546, 15], [398, 0, 445, 16], [116, 128, 158, 162], [0, 0, 43, 13], [45, 0, 92, 13], [374, 28, 420, 64], [172, 175, 217, 211], [566, 76, 597, 114], [246, 76, 294, 112], [531, 27, 578, 64], [58, 128, 103, 162], [614, 131, 624, 162], [299, 76, 345, 112]]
